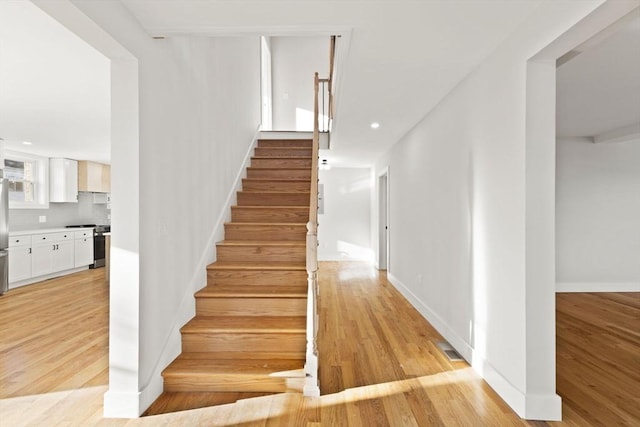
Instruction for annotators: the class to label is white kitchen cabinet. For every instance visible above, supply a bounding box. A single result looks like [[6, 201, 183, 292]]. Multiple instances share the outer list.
[[8, 236, 32, 282], [30, 231, 74, 277], [74, 236, 94, 267], [49, 158, 78, 203], [9, 228, 95, 287], [52, 240, 75, 272]]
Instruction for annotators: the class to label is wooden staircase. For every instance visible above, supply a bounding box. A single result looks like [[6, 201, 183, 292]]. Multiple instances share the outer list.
[[162, 138, 312, 397]]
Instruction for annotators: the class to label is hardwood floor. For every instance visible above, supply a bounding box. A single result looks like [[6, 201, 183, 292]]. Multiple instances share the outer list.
[[552, 292, 640, 426], [0, 269, 109, 399], [1, 263, 638, 425]]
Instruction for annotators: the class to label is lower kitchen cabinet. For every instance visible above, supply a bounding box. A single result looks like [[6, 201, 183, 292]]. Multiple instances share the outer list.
[[8, 228, 95, 288], [8, 246, 32, 282], [74, 236, 94, 267]]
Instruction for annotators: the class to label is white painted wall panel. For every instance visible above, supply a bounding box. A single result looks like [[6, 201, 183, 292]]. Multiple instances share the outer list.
[[556, 137, 640, 291], [318, 168, 372, 261]]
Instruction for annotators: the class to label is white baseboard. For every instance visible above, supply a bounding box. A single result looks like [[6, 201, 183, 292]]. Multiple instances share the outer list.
[[556, 281, 640, 292], [387, 272, 473, 362], [103, 390, 142, 418], [387, 272, 562, 421]]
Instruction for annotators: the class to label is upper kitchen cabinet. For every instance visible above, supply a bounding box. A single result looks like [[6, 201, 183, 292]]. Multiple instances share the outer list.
[[49, 158, 78, 203], [78, 160, 110, 193]]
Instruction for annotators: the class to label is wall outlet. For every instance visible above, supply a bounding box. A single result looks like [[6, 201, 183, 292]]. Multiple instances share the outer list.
[[38, 215, 46, 223], [417, 273, 423, 285]]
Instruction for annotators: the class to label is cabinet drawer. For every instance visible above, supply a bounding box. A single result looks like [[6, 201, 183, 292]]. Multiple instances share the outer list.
[[9, 235, 32, 248], [31, 232, 74, 244], [74, 230, 93, 239]]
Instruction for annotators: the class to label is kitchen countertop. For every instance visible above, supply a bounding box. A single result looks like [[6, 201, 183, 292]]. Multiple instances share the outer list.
[[9, 227, 94, 236]]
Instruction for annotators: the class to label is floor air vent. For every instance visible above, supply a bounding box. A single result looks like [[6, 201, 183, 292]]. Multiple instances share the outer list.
[[436, 341, 464, 362]]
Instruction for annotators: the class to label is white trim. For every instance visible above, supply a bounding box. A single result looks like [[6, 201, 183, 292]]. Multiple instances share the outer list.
[[8, 266, 89, 289], [135, 125, 262, 413], [102, 390, 142, 419], [377, 167, 389, 271], [387, 273, 473, 362], [259, 131, 313, 139], [146, 25, 352, 38], [556, 281, 640, 292], [387, 272, 562, 421]]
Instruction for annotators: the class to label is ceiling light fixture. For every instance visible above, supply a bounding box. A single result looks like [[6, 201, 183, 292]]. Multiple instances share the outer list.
[[319, 159, 331, 170], [370, 122, 380, 129], [22, 141, 32, 145]]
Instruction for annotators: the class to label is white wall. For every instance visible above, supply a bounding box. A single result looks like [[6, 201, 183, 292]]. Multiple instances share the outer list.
[[318, 168, 372, 261], [372, 0, 624, 420], [37, 0, 261, 417], [556, 137, 640, 292], [271, 37, 328, 131]]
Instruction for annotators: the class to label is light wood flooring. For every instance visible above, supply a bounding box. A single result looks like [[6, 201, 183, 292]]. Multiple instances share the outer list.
[[0, 263, 638, 425]]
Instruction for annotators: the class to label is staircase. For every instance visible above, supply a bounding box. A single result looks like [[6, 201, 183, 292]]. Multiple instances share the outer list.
[[162, 138, 312, 396]]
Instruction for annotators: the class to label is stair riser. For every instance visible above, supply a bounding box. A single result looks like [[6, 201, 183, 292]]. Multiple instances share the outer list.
[[237, 192, 310, 206], [163, 374, 305, 393], [216, 245, 306, 263], [224, 224, 307, 241], [251, 158, 312, 168], [254, 147, 312, 157], [246, 168, 311, 179], [208, 269, 307, 286], [196, 297, 307, 317], [258, 139, 312, 148], [231, 207, 309, 223], [242, 180, 310, 193], [182, 333, 306, 354]]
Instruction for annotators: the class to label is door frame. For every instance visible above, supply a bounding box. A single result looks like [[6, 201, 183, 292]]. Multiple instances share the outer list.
[[377, 167, 389, 270]]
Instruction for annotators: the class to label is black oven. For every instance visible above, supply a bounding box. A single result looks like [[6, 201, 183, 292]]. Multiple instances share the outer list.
[[92, 225, 110, 268]]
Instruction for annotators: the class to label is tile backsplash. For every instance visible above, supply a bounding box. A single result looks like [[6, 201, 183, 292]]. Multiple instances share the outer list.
[[9, 192, 110, 231]]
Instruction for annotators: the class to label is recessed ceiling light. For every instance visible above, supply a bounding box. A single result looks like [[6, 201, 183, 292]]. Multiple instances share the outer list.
[[22, 141, 32, 145], [370, 122, 380, 129]]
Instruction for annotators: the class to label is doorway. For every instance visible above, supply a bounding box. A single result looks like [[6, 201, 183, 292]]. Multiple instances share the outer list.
[[378, 169, 389, 270]]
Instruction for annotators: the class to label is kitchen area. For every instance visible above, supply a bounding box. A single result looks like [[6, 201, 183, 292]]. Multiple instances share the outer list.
[[0, 154, 111, 294], [0, 2, 113, 296]]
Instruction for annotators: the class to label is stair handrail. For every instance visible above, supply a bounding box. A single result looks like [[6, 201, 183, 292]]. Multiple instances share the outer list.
[[304, 72, 321, 397]]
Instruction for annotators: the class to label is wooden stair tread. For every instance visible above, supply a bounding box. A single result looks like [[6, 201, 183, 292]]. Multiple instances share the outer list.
[[207, 261, 306, 271], [217, 240, 306, 246], [182, 316, 306, 333], [224, 222, 307, 226], [239, 190, 311, 194], [164, 356, 304, 376], [243, 178, 311, 182], [246, 167, 311, 171], [197, 284, 306, 298], [231, 206, 308, 209]]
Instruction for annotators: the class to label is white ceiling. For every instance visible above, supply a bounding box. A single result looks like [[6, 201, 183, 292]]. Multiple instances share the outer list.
[[1, 1, 638, 168], [0, 1, 110, 164], [557, 10, 640, 139]]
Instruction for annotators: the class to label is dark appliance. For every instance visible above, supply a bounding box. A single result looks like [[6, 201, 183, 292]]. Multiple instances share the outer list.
[[66, 224, 111, 268]]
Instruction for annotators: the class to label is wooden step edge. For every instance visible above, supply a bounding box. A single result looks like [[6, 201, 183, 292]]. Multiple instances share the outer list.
[[247, 167, 310, 171], [206, 262, 306, 271], [165, 351, 306, 361], [231, 206, 309, 209], [196, 288, 307, 299], [238, 191, 311, 195], [224, 222, 308, 226], [216, 240, 307, 246], [181, 322, 306, 334], [252, 156, 312, 160], [242, 178, 312, 182], [163, 356, 305, 373]]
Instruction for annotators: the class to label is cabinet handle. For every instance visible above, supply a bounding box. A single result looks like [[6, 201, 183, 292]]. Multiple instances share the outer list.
[[28, 248, 32, 254]]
